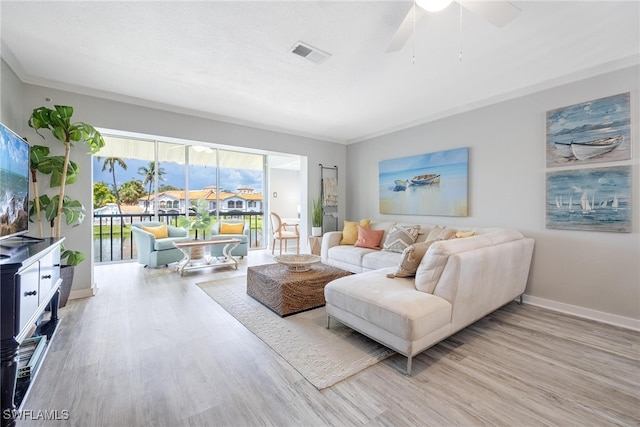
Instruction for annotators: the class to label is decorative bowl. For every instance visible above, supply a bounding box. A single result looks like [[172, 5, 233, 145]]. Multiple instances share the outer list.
[[274, 254, 321, 272]]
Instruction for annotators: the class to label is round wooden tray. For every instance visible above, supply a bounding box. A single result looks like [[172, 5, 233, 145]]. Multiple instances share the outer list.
[[274, 254, 321, 272]]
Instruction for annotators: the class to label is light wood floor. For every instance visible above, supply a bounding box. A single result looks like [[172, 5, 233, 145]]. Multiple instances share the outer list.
[[19, 251, 640, 426]]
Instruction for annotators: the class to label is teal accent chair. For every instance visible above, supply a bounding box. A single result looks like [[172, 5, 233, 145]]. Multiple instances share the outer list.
[[209, 220, 249, 258], [131, 221, 190, 268]]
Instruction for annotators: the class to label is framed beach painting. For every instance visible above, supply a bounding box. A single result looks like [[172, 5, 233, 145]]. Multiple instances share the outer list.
[[379, 147, 468, 216], [546, 92, 631, 167], [546, 165, 631, 233]]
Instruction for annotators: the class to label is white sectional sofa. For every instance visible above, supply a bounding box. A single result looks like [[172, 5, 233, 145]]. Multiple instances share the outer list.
[[321, 221, 535, 375]]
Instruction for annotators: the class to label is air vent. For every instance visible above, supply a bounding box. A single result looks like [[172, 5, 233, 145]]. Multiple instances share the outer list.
[[290, 41, 331, 64]]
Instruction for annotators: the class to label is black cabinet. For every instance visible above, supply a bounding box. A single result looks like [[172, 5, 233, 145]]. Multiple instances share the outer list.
[[1, 237, 64, 427]]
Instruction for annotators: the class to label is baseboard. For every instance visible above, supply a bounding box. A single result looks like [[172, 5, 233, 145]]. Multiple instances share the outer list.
[[69, 286, 98, 300], [522, 294, 640, 331]]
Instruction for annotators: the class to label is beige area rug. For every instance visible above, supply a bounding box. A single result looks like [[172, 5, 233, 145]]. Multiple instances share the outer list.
[[197, 276, 395, 390]]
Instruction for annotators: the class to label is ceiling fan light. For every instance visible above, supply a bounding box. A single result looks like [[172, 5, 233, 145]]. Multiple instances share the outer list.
[[416, 0, 453, 12]]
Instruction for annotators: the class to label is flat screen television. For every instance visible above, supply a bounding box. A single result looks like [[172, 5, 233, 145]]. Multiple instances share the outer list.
[[0, 122, 30, 241]]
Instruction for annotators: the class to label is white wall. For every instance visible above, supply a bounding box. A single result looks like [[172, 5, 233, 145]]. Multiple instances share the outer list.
[[15, 83, 346, 297], [347, 66, 639, 326], [1, 60, 24, 132]]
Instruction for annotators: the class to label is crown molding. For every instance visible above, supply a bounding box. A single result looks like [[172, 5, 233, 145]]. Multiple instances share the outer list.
[[347, 54, 640, 144]]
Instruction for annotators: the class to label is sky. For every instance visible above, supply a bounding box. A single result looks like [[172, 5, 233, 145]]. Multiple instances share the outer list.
[[92, 157, 263, 193], [1, 124, 30, 176]]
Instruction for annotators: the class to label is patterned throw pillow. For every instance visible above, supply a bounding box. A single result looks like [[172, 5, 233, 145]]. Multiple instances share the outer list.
[[382, 224, 420, 253], [354, 225, 385, 250], [427, 225, 457, 241], [386, 241, 433, 278], [340, 219, 371, 245]]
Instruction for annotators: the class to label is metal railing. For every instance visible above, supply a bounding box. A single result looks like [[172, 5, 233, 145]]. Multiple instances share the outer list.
[[93, 211, 264, 263]]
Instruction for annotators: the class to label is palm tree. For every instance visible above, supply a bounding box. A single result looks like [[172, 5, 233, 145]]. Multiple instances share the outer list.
[[138, 161, 166, 213], [119, 180, 145, 205], [99, 156, 127, 214]]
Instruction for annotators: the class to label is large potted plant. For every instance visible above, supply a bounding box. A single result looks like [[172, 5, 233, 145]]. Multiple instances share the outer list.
[[177, 198, 212, 259], [28, 105, 105, 307], [311, 197, 323, 237]]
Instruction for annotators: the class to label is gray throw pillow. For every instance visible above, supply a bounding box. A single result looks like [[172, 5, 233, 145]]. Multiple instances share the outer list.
[[382, 224, 420, 253]]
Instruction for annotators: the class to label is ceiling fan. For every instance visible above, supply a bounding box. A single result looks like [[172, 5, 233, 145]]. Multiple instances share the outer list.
[[386, 0, 521, 53]]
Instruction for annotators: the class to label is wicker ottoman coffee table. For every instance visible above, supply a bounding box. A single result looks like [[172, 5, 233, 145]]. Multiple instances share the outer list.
[[247, 263, 351, 317]]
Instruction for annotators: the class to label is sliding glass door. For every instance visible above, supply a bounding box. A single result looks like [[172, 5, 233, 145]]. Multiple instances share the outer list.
[[92, 135, 266, 262]]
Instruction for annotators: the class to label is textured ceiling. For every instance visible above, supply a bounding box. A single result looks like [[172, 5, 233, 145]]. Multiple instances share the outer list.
[[2, 1, 638, 144]]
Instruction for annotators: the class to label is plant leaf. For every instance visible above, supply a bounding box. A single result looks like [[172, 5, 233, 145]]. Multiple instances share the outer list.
[[60, 197, 86, 226], [28, 107, 54, 139], [28, 194, 52, 222], [61, 244, 85, 266], [55, 105, 74, 120], [29, 145, 50, 168], [81, 124, 105, 154], [44, 195, 59, 222], [52, 126, 67, 142], [68, 125, 82, 142]]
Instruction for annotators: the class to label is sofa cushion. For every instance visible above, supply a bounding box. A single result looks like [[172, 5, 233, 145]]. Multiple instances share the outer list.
[[142, 223, 168, 239], [328, 245, 378, 267], [209, 233, 248, 243], [340, 219, 371, 245], [324, 269, 452, 341], [382, 224, 420, 253], [354, 225, 385, 249], [220, 222, 244, 234], [415, 235, 493, 293], [387, 240, 433, 278], [361, 250, 402, 271], [154, 236, 191, 251]]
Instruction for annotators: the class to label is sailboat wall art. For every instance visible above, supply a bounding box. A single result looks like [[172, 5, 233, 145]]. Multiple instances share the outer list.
[[546, 92, 631, 167], [546, 165, 631, 232]]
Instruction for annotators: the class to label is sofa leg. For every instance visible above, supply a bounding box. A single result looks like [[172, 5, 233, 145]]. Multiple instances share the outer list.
[[406, 357, 412, 376], [518, 294, 523, 305], [326, 316, 331, 329]]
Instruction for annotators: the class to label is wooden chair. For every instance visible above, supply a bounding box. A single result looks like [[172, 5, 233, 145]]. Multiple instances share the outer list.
[[270, 212, 299, 255]]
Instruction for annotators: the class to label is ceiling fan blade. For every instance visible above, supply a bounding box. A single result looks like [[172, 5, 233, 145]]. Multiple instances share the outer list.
[[457, 0, 520, 27], [386, 3, 426, 53]]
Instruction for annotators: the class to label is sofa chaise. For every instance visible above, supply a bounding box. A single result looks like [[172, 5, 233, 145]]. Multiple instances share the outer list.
[[322, 221, 535, 374]]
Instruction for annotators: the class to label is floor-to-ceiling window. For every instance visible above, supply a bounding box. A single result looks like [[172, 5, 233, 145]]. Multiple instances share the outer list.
[[92, 133, 267, 262]]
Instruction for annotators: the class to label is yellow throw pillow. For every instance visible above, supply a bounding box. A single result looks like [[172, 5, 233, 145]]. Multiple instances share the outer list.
[[340, 219, 371, 245], [455, 230, 476, 238], [220, 222, 244, 234], [142, 224, 168, 239]]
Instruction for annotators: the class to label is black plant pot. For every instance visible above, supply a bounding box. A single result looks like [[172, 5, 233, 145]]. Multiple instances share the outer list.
[[59, 265, 74, 308]]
